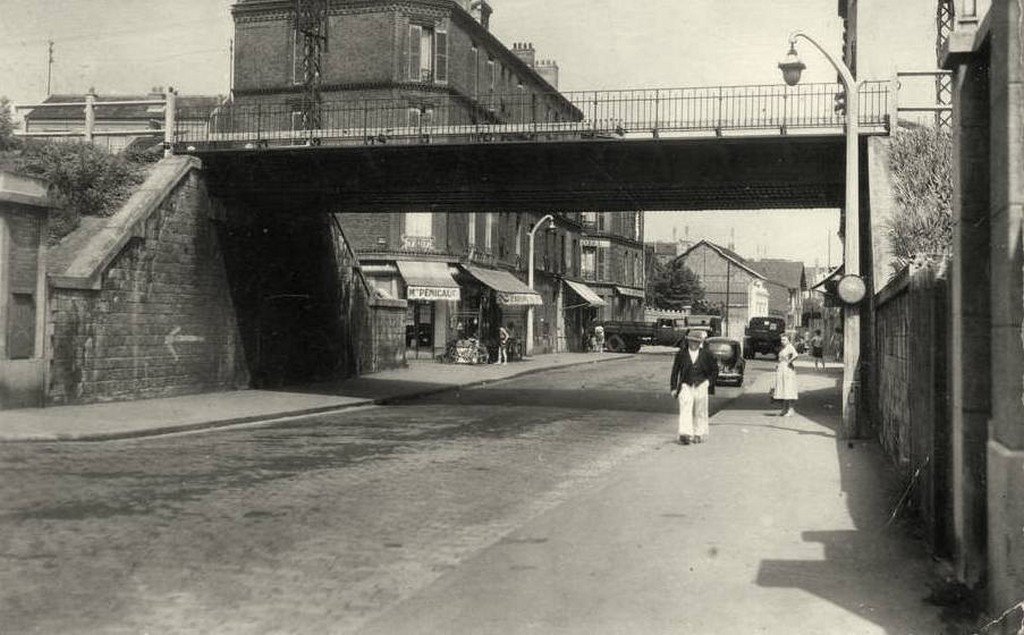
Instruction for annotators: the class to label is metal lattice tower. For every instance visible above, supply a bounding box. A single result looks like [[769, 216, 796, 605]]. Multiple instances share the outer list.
[[936, 0, 955, 128], [294, 0, 329, 138]]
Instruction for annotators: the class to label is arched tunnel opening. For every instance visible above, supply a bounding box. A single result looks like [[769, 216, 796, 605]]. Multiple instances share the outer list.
[[215, 208, 353, 389]]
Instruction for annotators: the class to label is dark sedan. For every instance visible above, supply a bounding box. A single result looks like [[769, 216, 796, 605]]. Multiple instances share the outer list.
[[706, 337, 745, 386]]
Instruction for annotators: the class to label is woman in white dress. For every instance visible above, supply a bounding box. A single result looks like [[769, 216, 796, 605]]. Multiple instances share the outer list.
[[774, 334, 800, 416]]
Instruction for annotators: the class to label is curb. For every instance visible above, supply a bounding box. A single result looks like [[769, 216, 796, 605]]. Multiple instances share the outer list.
[[2, 354, 633, 443]]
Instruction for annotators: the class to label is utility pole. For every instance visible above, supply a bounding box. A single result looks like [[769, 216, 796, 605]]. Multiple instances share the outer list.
[[724, 259, 732, 337], [46, 41, 54, 96]]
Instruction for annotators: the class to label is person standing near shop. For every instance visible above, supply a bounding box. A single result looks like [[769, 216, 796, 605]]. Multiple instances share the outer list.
[[593, 324, 605, 353], [497, 323, 511, 365], [670, 330, 718, 445]]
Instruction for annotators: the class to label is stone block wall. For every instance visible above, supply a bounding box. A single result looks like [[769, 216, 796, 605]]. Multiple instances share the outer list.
[[363, 298, 407, 374], [48, 169, 248, 405]]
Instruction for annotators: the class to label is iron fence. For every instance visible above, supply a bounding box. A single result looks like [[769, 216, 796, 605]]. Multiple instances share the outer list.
[[175, 81, 892, 150]]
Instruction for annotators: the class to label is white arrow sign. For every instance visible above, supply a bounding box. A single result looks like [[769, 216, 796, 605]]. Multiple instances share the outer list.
[[165, 326, 205, 362]]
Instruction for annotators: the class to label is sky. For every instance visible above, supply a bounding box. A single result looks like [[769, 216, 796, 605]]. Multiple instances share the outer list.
[[0, 0, 939, 266]]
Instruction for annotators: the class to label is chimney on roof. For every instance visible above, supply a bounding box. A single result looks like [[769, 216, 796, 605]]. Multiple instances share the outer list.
[[535, 58, 559, 89], [729, 228, 736, 251], [512, 42, 536, 68]]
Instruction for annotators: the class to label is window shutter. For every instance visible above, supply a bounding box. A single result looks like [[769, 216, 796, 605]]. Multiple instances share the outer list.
[[435, 31, 448, 83], [408, 108, 421, 128], [409, 25, 422, 81]]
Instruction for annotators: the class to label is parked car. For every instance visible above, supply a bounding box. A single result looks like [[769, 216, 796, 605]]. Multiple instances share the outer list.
[[706, 336, 745, 386], [743, 316, 786, 359]]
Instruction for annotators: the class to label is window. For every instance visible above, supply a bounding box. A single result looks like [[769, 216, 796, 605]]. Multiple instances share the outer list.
[[468, 213, 477, 246], [8, 294, 35, 360], [582, 248, 596, 280], [409, 25, 447, 83], [471, 45, 480, 97], [405, 212, 432, 237], [562, 234, 569, 273], [484, 212, 494, 252]]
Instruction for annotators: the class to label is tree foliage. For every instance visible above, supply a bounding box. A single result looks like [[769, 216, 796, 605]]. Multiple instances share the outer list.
[[646, 258, 706, 310], [11, 141, 147, 242], [0, 97, 19, 151], [887, 126, 953, 270]]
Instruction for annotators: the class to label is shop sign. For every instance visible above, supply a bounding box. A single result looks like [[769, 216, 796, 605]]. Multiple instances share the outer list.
[[581, 238, 610, 248], [408, 286, 461, 301], [497, 292, 542, 306]]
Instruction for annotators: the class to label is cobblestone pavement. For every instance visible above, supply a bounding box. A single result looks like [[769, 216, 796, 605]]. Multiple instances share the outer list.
[[1, 353, 747, 634]]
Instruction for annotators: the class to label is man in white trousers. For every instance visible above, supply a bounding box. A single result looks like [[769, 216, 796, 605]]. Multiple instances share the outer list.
[[669, 329, 718, 445]]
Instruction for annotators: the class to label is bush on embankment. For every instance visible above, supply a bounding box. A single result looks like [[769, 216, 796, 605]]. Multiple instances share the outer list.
[[886, 125, 954, 271], [0, 140, 158, 243]]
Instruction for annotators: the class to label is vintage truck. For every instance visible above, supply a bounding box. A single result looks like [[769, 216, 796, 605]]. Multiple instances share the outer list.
[[742, 316, 786, 359], [598, 315, 722, 353]]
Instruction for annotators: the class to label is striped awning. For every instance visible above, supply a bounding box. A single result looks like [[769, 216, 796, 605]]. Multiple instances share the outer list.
[[462, 266, 542, 306], [396, 261, 461, 301], [564, 279, 607, 307]]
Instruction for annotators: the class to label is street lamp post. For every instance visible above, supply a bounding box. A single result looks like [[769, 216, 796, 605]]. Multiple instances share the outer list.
[[779, 32, 862, 438], [526, 214, 555, 358]]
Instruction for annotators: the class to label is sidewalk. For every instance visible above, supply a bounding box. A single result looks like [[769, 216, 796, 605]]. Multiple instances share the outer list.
[[0, 352, 631, 442], [362, 366, 946, 634]]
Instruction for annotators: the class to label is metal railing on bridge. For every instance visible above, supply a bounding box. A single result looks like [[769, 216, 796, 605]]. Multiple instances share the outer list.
[[175, 81, 893, 150]]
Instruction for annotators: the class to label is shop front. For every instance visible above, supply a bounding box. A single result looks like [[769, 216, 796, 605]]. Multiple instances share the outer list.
[[564, 279, 607, 351], [396, 261, 461, 360], [458, 265, 542, 361]]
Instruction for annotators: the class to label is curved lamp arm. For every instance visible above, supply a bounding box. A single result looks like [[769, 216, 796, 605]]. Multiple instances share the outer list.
[[788, 31, 857, 93], [529, 214, 555, 237]]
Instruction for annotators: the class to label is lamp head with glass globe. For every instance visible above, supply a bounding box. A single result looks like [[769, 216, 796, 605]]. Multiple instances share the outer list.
[[778, 44, 806, 86]]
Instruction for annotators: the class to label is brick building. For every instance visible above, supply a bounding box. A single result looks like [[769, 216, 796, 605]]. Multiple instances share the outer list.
[[230, 0, 580, 127], [233, 0, 604, 358], [580, 212, 646, 322], [674, 240, 770, 339]]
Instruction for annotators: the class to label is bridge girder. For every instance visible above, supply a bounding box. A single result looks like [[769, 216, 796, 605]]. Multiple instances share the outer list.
[[196, 135, 852, 213]]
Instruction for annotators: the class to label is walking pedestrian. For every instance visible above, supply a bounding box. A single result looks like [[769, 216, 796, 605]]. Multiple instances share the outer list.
[[810, 329, 825, 370], [774, 334, 800, 416], [670, 329, 718, 445]]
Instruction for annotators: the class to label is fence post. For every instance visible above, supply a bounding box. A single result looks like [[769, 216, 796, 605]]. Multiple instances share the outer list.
[[888, 77, 900, 133], [164, 86, 176, 157], [84, 88, 96, 143]]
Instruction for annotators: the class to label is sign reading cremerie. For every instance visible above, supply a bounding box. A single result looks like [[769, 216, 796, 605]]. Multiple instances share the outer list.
[[408, 286, 461, 301]]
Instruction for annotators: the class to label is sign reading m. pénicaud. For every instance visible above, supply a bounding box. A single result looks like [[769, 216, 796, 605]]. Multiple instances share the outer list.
[[408, 287, 461, 301]]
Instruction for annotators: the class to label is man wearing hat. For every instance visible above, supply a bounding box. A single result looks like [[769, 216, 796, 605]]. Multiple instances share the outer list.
[[670, 329, 718, 445]]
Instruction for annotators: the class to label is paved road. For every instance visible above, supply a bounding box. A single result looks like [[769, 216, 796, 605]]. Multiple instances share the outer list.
[[0, 352, 736, 633], [0, 354, 941, 634]]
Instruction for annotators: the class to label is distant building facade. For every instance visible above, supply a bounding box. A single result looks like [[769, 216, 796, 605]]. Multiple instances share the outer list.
[[338, 211, 602, 358], [580, 212, 646, 322], [748, 259, 807, 328], [21, 91, 224, 153], [674, 240, 769, 339]]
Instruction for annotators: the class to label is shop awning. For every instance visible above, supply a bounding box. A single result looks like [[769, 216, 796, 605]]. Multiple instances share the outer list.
[[615, 286, 646, 299], [564, 279, 607, 307], [396, 261, 461, 301], [462, 265, 543, 306]]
